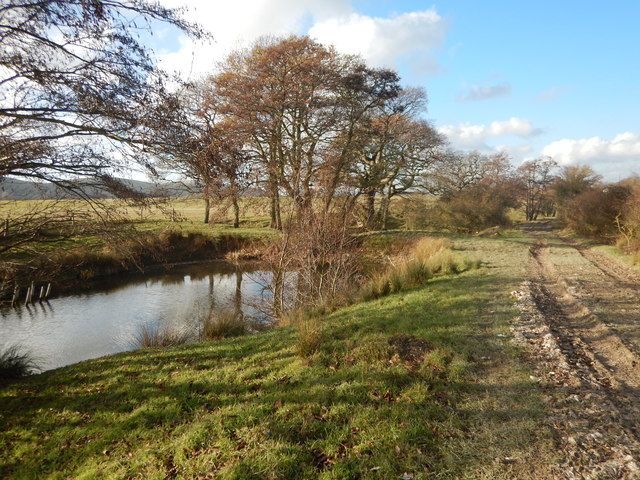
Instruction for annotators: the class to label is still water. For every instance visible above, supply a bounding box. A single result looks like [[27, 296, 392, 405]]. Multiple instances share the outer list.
[[0, 262, 271, 371]]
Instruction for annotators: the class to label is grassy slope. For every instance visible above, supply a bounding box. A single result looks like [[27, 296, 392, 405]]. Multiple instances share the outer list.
[[0, 232, 555, 479]]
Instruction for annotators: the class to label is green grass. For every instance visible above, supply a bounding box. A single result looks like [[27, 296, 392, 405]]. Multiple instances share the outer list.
[[0, 232, 555, 479]]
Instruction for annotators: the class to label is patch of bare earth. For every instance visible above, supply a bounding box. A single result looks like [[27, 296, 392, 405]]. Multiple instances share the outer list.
[[512, 225, 640, 479]]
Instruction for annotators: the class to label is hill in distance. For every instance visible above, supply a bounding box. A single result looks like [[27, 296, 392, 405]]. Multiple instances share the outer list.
[[0, 178, 192, 201]]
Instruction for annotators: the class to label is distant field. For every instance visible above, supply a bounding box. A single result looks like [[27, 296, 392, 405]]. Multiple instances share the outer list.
[[0, 196, 276, 241]]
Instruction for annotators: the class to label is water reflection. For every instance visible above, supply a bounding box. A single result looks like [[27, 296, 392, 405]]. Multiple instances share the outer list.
[[0, 261, 271, 371]]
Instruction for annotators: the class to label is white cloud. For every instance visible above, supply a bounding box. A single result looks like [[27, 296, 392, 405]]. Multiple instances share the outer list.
[[155, 1, 447, 80], [457, 83, 512, 102], [438, 117, 541, 149], [542, 133, 640, 166], [156, 0, 351, 77], [308, 9, 447, 75]]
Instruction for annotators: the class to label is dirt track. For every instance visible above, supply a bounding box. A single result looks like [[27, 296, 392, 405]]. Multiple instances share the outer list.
[[512, 223, 640, 479]]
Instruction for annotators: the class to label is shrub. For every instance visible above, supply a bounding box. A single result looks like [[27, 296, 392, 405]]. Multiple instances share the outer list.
[[426, 182, 518, 233], [564, 185, 631, 242], [0, 345, 39, 379], [265, 205, 361, 317], [616, 180, 640, 254], [395, 196, 432, 230]]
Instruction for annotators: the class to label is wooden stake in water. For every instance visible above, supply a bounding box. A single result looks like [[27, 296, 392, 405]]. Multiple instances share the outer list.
[[45, 283, 51, 299], [28, 282, 35, 304], [39, 285, 45, 301], [11, 284, 19, 307], [24, 286, 31, 306]]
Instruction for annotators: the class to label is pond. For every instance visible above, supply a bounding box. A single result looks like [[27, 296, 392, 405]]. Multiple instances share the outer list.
[[0, 261, 272, 372]]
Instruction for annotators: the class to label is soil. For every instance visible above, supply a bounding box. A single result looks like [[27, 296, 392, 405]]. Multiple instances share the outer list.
[[511, 222, 640, 479]]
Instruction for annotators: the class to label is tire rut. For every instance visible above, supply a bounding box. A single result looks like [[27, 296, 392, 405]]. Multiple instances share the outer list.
[[512, 233, 640, 479]]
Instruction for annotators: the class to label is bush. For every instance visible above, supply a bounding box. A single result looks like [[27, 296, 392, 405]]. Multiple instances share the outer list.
[[616, 180, 640, 254], [265, 205, 361, 317], [0, 345, 39, 379], [434, 185, 516, 233], [564, 185, 631, 242]]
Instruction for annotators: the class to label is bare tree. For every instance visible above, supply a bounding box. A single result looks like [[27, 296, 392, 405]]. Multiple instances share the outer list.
[[423, 150, 497, 197], [350, 88, 443, 228], [0, 0, 203, 191], [517, 157, 558, 221], [551, 164, 602, 219], [422, 151, 520, 231], [155, 80, 255, 226]]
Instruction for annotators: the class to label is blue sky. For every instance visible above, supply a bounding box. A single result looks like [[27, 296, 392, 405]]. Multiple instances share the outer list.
[[156, 0, 640, 180]]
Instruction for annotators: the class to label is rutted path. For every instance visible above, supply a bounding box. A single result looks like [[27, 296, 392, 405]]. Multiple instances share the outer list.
[[511, 223, 640, 479]]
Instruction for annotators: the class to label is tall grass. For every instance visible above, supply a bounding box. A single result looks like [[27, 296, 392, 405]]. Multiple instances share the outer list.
[[133, 309, 256, 350], [133, 323, 192, 348], [0, 345, 39, 379], [201, 309, 247, 340], [280, 308, 324, 357], [359, 236, 478, 301]]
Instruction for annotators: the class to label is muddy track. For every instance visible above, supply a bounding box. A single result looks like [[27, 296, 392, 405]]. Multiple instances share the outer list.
[[512, 227, 640, 479]]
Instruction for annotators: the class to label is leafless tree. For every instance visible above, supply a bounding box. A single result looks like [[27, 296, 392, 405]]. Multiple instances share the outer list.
[[349, 88, 444, 228], [517, 157, 558, 221], [0, 0, 204, 256], [0, 0, 203, 190]]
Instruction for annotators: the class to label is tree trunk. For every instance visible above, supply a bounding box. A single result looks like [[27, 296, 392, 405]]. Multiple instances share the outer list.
[[203, 197, 211, 224], [379, 193, 392, 230], [232, 194, 240, 228], [365, 190, 376, 228], [269, 180, 282, 230]]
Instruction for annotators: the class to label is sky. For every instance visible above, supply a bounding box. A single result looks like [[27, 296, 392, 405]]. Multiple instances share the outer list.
[[153, 0, 640, 181]]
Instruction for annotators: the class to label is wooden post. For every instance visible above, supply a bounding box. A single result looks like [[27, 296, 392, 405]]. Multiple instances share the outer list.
[[24, 286, 31, 306], [11, 285, 19, 307], [27, 282, 35, 304], [39, 285, 45, 301], [45, 283, 51, 299]]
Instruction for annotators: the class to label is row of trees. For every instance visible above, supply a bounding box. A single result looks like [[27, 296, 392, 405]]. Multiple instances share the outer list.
[[166, 36, 623, 236], [162, 36, 445, 229]]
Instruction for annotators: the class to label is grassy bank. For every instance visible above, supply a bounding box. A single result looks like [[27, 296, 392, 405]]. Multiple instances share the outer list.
[[0, 232, 556, 479]]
